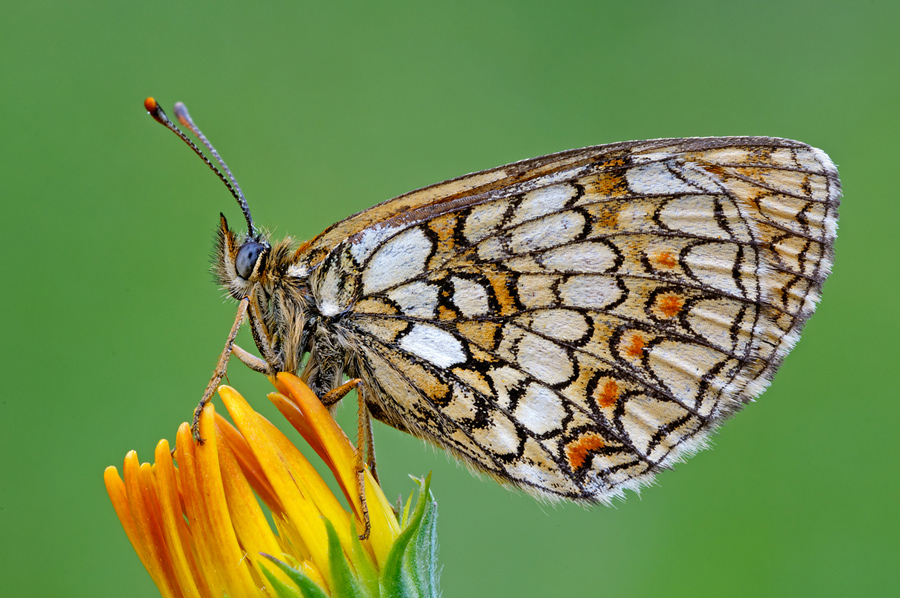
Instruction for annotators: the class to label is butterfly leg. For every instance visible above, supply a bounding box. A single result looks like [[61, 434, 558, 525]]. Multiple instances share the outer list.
[[246, 293, 279, 367], [320, 379, 377, 477], [191, 296, 250, 442], [355, 396, 373, 540], [232, 344, 271, 374], [320, 379, 376, 540], [321, 380, 378, 476], [361, 407, 378, 484], [229, 292, 281, 375], [319, 378, 362, 406]]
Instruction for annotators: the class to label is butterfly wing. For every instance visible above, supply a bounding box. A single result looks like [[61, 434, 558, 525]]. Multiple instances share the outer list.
[[303, 137, 840, 502]]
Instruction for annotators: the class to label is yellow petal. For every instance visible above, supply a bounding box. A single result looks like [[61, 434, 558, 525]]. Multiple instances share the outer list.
[[273, 373, 400, 566], [214, 420, 298, 588], [217, 385, 334, 588]]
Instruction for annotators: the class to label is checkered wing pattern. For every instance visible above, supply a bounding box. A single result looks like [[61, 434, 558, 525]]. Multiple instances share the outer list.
[[300, 137, 840, 502]]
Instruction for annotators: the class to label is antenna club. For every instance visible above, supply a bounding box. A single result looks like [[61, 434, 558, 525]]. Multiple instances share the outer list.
[[145, 98, 256, 237], [144, 97, 171, 127], [173, 102, 190, 127]]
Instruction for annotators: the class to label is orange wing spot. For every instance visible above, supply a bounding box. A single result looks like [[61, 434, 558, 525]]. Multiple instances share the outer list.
[[457, 321, 500, 350], [586, 202, 619, 232], [624, 333, 644, 359], [596, 378, 620, 408], [566, 433, 606, 471], [598, 207, 618, 229], [428, 213, 458, 243], [354, 297, 400, 316], [438, 304, 458, 321], [655, 251, 677, 269], [468, 345, 498, 363], [427, 213, 460, 270], [484, 269, 518, 315], [657, 294, 684, 319], [748, 146, 775, 164], [587, 171, 628, 198]]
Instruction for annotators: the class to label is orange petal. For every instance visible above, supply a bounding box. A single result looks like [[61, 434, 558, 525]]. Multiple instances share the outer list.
[[215, 413, 283, 515], [153, 439, 207, 597], [122, 451, 183, 598], [104, 467, 148, 579], [267, 391, 331, 469], [177, 413, 260, 597]]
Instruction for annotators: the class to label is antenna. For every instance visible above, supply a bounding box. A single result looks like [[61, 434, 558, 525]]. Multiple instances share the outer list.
[[144, 97, 258, 238]]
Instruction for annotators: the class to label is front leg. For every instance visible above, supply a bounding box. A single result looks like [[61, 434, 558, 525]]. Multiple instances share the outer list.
[[192, 296, 250, 442]]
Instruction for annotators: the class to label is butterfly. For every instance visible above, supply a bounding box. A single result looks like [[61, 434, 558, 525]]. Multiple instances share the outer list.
[[145, 98, 840, 506]]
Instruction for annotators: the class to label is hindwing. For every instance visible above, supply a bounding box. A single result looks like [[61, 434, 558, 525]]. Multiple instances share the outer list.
[[300, 137, 840, 502]]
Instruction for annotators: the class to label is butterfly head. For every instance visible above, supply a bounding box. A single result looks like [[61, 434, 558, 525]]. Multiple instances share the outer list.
[[212, 213, 313, 375], [212, 213, 271, 295]]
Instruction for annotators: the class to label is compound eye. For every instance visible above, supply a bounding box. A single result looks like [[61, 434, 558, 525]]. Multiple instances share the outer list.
[[235, 241, 265, 280]]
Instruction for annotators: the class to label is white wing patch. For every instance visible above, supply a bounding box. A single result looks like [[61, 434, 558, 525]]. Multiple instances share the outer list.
[[508, 184, 579, 226], [513, 383, 566, 436], [362, 226, 433, 294], [513, 332, 574, 386], [399, 324, 466, 368], [540, 241, 618, 272], [387, 281, 439, 318], [450, 276, 490, 317]]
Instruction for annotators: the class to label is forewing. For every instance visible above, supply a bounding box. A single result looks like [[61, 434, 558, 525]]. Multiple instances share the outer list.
[[308, 137, 840, 502]]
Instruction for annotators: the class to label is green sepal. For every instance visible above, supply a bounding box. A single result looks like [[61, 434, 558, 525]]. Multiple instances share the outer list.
[[262, 476, 441, 598], [349, 519, 380, 597], [262, 554, 330, 598], [405, 477, 439, 596], [400, 488, 414, 527], [380, 473, 440, 598], [259, 561, 304, 598], [324, 518, 369, 598]]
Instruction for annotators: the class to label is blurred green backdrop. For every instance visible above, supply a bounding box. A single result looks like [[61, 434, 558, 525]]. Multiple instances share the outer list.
[[2, 1, 897, 596]]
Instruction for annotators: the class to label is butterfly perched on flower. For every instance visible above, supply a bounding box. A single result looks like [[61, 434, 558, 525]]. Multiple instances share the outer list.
[[145, 98, 839, 505]]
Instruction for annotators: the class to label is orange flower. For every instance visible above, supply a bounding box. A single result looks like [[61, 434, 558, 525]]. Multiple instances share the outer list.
[[105, 373, 438, 598]]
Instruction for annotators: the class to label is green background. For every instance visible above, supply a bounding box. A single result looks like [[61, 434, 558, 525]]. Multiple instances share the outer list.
[[2, 1, 897, 596]]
